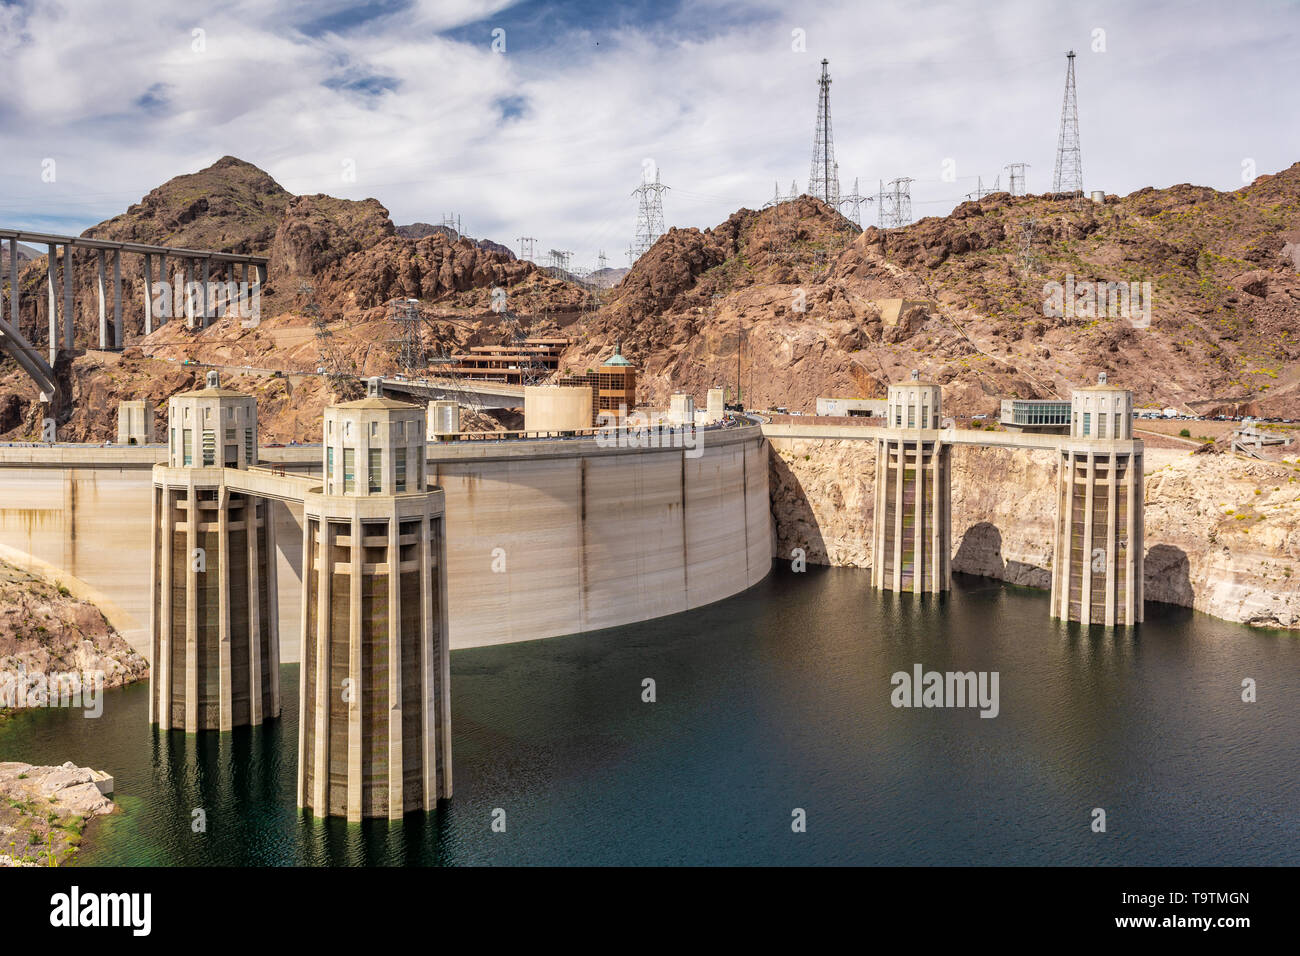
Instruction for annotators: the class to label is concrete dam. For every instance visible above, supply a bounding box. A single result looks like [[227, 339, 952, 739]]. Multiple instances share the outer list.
[[0, 420, 773, 660]]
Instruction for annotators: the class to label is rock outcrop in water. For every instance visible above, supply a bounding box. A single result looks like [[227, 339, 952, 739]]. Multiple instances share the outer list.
[[0, 761, 116, 867]]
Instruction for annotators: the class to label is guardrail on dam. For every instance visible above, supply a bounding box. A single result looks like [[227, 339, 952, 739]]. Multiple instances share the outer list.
[[0, 421, 772, 659]]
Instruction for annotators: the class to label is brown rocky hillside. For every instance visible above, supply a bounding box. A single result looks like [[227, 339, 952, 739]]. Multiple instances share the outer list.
[[570, 168, 1300, 416], [3, 158, 1300, 440], [0, 157, 585, 441]]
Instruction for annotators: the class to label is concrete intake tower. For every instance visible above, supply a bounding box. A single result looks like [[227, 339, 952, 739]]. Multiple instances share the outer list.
[[872, 372, 952, 594], [149, 371, 279, 731], [1050, 376, 1144, 626], [297, 378, 452, 821]]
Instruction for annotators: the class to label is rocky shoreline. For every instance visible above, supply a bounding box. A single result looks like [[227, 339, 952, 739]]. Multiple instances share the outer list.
[[0, 761, 116, 867]]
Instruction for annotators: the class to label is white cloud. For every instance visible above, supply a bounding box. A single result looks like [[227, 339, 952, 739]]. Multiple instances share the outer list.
[[0, 0, 1294, 263]]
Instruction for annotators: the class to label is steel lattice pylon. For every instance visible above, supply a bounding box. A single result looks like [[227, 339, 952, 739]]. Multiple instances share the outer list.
[[1052, 51, 1083, 196], [808, 59, 840, 206], [878, 178, 914, 228], [1005, 162, 1029, 197], [630, 169, 669, 262]]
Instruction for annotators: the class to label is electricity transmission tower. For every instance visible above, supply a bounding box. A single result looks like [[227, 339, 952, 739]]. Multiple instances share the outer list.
[[837, 177, 871, 228], [596, 250, 608, 272], [630, 169, 669, 262], [762, 180, 803, 209], [517, 237, 538, 261], [303, 282, 356, 395], [546, 249, 573, 276], [1017, 218, 1038, 278], [389, 298, 425, 376], [878, 178, 914, 228], [965, 175, 1000, 201], [808, 59, 840, 206], [1005, 163, 1029, 197], [439, 214, 463, 239], [1052, 51, 1083, 196]]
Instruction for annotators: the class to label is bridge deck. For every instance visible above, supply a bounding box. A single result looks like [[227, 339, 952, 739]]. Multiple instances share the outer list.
[[0, 228, 268, 265]]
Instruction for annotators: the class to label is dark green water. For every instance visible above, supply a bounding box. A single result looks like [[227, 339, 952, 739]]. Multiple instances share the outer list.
[[2, 567, 1297, 865]]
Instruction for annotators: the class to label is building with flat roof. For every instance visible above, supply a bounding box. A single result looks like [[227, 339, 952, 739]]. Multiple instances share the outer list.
[[444, 338, 569, 384], [556, 341, 637, 425], [816, 397, 885, 418], [1000, 398, 1072, 433]]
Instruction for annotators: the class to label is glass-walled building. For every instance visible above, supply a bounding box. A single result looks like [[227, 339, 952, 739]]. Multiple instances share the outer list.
[[999, 398, 1072, 433]]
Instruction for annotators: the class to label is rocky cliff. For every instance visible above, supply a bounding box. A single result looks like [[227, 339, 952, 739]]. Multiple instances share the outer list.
[[768, 440, 1300, 629]]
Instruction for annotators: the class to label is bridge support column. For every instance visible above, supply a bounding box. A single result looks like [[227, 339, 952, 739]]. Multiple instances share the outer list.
[[61, 245, 73, 353], [113, 249, 122, 348], [201, 257, 210, 327], [45, 243, 57, 365], [7, 238, 17, 336], [143, 253, 154, 334], [97, 250, 107, 349], [183, 260, 194, 328]]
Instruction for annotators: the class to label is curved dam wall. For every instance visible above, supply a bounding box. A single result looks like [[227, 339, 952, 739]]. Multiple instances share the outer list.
[[430, 424, 771, 647], [0, 424, 772, 657]]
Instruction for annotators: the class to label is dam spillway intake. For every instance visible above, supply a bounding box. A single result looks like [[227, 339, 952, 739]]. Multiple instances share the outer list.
[[872, 373, 952, 594], [149, 371, 279, 732], [297, 378, 452, 821], [1050, 378, 1144, 626]]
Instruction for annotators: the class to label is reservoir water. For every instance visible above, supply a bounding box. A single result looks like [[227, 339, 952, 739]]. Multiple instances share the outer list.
[[2, 566, 1297, 865]]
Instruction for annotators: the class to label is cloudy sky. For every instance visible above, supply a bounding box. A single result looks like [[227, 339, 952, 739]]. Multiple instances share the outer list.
[[0, 0, 1295, 268]]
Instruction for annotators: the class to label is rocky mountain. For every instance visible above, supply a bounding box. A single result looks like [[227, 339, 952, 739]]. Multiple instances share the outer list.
[[570, 170, 1300, 416], [588, 266, 630, 289], [4, 157, 1300, 440], [0, 157, 586, 441], [396, 222, 517, 261], [0, 559, 148, 697]]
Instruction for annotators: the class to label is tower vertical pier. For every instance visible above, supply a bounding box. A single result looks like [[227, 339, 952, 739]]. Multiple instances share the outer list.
[[872, 372, 951, 594], [149, 371, 279, 731], [298, 378, 452, 821], [1050, 376, 1144, 626]]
